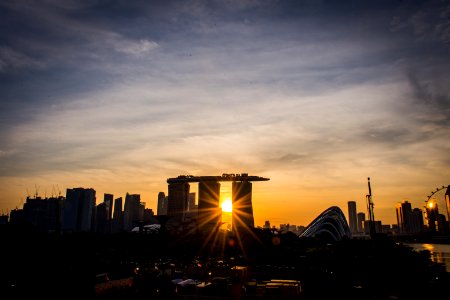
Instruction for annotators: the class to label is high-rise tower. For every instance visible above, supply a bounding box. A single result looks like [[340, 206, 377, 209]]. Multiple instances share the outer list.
[[347, 201, 358, 234], [232, 180, 254, 234], [112, 197, 123, 233], [167, 182, 190, 220], [124, 193, 141, 231], [357, 212, 365, 233], [63, 188, 96, 232], [198, 181, 221, 232], [157, 192, 168, 216], [396, 201, 413, 233]]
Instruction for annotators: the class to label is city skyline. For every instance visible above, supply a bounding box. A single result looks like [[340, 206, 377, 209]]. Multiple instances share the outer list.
[[6, 180, 449, 229], [0, 1, 449, 226]]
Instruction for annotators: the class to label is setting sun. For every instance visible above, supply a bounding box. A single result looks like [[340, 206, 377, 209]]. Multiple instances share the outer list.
[[222, 198, 232, 213]]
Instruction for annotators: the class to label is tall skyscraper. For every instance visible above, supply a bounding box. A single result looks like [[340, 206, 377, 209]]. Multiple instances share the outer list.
[[63, 188, 96, 232], [347, 201, 357, 234], [103, 193, 113, 233], [198, 181, 221, 232], [124, 193, 141, 231], [396, 201, 413, 234], [411, 208, 424, 233], [168, 183, 190, 220], [112, 197, 123, 233], [426, 200, 439, 232], [232, 181, 254, 234], [104, 194, 113, 221], [357, 212, 365, 233], [157, 192, 168, 216], [437, 214, 448, 233], [95, 202, 108, 233]]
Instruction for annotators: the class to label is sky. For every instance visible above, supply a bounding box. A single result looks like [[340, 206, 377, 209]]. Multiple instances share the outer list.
[[0, 0, 449, 227]]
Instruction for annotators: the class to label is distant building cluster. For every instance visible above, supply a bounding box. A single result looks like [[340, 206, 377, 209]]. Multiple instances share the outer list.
[[345, 197, 450, 238], [347, 200, 398, 236], [5, 188, 154, 233]]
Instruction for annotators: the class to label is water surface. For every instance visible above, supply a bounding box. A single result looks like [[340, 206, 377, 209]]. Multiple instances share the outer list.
[[407, 243, 450, 272]]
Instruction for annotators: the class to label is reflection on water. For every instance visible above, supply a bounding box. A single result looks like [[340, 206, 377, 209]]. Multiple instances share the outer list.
[[408, 243, 450, 272]]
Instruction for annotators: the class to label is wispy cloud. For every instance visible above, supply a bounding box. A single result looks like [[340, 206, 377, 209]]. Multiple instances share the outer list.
[[0, 46, 45, 71]]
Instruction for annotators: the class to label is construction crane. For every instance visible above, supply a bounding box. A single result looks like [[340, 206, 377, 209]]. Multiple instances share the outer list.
[[366, 177, 376, 238]]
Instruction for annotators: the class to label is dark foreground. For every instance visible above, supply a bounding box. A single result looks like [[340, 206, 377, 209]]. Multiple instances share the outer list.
[[1, 227, 449, 299]]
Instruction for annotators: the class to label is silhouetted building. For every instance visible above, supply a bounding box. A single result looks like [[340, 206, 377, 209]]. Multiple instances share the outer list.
[[165, 173, 269, 233], [347, 201, 357, 234], [96, 202, 108, 233], [437, 214, 448, 234], [157, 192, 168, 216], [0, 214, 8, 225], [357, 212, 365, 233], [168, 182, 190, 221], [232, 181, 254, 234], [198, 181, 221, 232], [391, 224, 400, 234], [264, 220, 270, 229], [364, 220, 382, 234], [9, 208, 25, 225], [112, 197, 123, 233], [396, 201, 413, 234], [139, 202, 146, 221], [124, 193, 141, 231], [23, 196, 47, 231], [63, 188, 96, 232], [46, 196, 64, 233], [426, 201, 439, 232], [143, 208, 154, 222], [104, 193, 113, 221], [12, 196, 64, 232], [411, 208, 424, 233], [94, 193, 113, 234]]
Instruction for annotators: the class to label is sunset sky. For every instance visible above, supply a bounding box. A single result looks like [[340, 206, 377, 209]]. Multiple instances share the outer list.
[[1, 0, 449, 227]]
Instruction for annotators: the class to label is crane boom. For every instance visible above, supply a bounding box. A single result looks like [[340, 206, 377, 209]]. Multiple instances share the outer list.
[[366, 177, 376, 237]]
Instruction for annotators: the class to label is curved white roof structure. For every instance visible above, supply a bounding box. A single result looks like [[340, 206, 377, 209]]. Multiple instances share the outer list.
[[300, 206, 352, 241]]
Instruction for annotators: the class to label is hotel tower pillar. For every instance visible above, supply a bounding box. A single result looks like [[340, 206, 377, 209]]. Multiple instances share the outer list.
[[198, 181, 221, 232], [167, 182, 190, 221], [232, 181, 254, 235]]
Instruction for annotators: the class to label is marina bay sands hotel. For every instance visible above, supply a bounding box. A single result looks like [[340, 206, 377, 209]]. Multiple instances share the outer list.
[[166, 174, 269, 233]]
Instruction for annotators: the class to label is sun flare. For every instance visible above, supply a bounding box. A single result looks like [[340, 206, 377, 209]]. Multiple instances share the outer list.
[[222, 198, 232, 213]]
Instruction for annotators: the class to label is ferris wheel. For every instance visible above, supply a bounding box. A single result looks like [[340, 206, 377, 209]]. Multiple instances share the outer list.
[[426, 185, 450, 203], [424, 185, 450, 231]]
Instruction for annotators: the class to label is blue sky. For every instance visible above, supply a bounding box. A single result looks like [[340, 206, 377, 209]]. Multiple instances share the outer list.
[[1, 0, 449, 225]]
